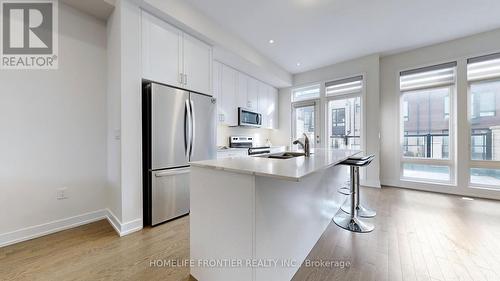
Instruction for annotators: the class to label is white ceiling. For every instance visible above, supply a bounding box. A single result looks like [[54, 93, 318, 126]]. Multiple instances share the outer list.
[[61, 0, 114, 20], [185, 0, 500, 74]]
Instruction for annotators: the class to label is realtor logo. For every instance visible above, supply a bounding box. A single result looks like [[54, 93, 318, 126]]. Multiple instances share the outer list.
[[1, 0, 58, 69]]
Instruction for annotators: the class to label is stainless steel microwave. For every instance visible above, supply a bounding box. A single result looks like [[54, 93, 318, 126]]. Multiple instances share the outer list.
[[238, 107, 262, 127]]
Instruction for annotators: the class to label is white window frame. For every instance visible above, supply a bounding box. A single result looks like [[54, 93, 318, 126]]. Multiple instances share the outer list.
[[466, 73, 500, 190], [399, 64, 457, 185]]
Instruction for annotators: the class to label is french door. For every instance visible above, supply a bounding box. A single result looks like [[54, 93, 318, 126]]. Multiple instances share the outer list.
[[292, 100, 320, 148], [327, 95, 362, 150]]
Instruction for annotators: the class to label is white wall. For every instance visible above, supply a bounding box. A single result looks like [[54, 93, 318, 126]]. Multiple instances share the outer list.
[[104, 0, 143, 234], [119, 0, 143, 227], [272, 54, 381, 187], [380, 28, 500, 200], [0, 4, 107, 234], [106, 3, 122, 221]]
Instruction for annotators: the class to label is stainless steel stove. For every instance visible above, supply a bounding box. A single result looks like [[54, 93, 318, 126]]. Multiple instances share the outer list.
[[229, 136, 270, 155]]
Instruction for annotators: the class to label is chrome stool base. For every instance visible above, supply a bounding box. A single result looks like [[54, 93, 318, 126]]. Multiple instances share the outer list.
[[333, 211, 374, 233], [340, 202, 376, 218]]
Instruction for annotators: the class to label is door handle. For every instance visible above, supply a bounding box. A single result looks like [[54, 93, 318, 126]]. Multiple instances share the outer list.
[[184, 74, 188, 86], [179, 73, 184, 85], [189, 99, 195, 159], [185, 99, 192, 157], [155, 167, 190, 177]]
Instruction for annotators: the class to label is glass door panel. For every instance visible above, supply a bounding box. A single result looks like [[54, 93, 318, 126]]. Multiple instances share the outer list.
[[327, 96, 361, 149], [292, 103, 317, 148]]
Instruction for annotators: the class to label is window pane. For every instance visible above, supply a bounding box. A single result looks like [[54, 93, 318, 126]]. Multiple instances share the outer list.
[[328, 97, 361, 150], [292, 85, 320, 102], [402, 163, 450, 181], [401, 87, 451, 159], [470, 168, 500, 187], [469, 80, 500, 161], [294, 105, 315, 148]]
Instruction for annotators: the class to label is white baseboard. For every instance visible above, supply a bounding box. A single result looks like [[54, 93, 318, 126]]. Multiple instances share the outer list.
[[0, 209, 107, 248], [361, 179, 381, 188], [0, 209, 143, 248], [105, 209, 143, 237]]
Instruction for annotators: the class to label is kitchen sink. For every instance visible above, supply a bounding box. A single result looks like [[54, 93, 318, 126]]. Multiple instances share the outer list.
[[257, 152, 305, 159]]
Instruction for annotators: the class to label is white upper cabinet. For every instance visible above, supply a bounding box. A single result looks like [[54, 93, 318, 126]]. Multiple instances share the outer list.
[[213, 61, 222, 117], [269, 87, 279, 129], [237, 73, 258, 110], [213, 60, 278, 129], [237, 72, 248, 109], [141, 11, 212, 94], [183, 33, 212, 94], [258, 82, 270, 129], [247, 77, 259, 111], [142, 11, 182, 87], [220, 64, 238, 126]]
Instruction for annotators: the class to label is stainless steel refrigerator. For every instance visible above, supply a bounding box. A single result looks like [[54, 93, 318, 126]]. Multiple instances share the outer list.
[[142, 82, 216, 226]]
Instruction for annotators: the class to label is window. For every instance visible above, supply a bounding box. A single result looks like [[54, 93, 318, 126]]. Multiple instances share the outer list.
[[400, 62, 456, 183], [326, 76, 363, 150], [467, 53, 500, 188], [401, 87, 452, 159], [292, 85, 320, 102], [292, 103, 317, 148], [331, 108, 346, 135], [470, 168, 500, 188]]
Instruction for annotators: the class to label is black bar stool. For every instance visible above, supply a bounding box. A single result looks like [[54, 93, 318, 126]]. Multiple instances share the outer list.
[[340, 155, 376, 218], [333, 155, 375, 233]]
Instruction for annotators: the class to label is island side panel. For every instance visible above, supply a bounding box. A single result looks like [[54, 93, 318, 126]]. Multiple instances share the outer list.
[[190, 166, 255, 281], [254, 165, 348, 281]]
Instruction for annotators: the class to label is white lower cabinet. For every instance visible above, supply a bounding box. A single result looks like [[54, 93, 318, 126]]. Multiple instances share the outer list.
[[217, 150, 248, 159]]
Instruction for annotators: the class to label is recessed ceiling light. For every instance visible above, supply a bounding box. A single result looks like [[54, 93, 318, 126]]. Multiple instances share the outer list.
[[268, 39, 275, 44], [462, 197, 474, 201], [296, 62, 301, 66]]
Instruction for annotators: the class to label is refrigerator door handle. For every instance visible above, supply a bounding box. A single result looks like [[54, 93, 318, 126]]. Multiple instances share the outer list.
[[154, 167, 190, 177], [185, 99, 192, 158], [189, 98, 195, 159]]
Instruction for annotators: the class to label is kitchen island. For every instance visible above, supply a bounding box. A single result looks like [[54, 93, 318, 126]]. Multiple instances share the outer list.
[[189, 149, 360, 281]]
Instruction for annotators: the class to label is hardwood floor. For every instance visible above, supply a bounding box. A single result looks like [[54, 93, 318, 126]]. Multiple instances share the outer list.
[[292, 187, 500, 281], [0, 216, 195, 281], [1, 187, 500, 281]]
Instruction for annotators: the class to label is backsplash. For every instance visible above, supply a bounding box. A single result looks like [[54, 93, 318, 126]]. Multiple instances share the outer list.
[[217, 125, 272, 147]]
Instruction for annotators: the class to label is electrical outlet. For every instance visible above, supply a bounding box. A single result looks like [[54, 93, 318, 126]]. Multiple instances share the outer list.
[[57, 187, 68, 200]]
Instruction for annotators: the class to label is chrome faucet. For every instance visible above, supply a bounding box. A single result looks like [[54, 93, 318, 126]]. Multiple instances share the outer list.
[[293, 133, 311, 157]]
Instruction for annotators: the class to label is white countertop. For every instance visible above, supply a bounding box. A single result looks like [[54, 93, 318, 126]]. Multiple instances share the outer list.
[[190, 149, 361, 181]]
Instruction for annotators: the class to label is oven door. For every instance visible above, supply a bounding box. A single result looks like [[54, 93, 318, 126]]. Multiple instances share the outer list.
[[238, 108, 261, 127]]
